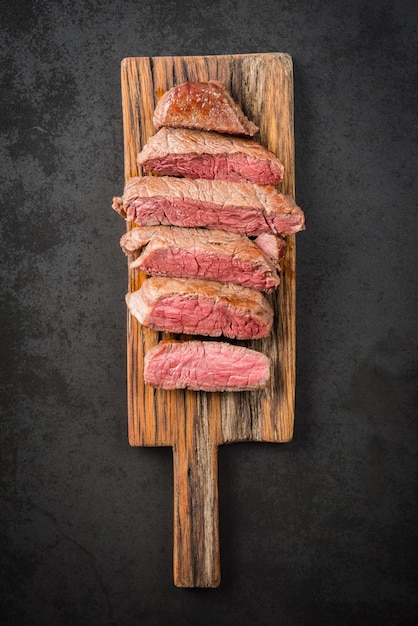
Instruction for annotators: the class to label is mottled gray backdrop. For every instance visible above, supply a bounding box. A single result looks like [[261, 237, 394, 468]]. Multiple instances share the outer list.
[[1, 1, 417, 624]]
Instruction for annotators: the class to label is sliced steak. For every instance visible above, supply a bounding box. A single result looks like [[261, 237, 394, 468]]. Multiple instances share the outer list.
[[112, 176, 305, 236], [126, 276, 273, 340], [137, 127, 284, 185], [153, 81, 259, 137], [144, 340, 270, 392], [121, 225, 280, 291]]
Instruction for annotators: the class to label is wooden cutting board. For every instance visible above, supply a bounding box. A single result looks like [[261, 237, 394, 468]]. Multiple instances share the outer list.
[[119, 53, 296, 587]]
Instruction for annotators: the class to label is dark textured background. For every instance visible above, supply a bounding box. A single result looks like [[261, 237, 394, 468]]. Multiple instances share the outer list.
[[1, 0, 417, 624]]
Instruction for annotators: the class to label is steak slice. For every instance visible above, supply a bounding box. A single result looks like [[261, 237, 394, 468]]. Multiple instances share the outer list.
[[153, 81, 259, 137], [112, 176, 305, 236], [137, 127, 284, 185], [253, 233, 287, 266], [125, 276, 273, 340], [120, 225, 281, 292], [144, 340, 270, 392]]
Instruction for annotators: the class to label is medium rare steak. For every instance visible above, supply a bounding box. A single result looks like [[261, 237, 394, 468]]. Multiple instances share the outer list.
[[153, 81, 259, 137], [120, 225, 281, 291], [137, 127, 284, 185], [112, 176, 305, 236], [144, 340, 270, 392], [125, 276, 273, 340]]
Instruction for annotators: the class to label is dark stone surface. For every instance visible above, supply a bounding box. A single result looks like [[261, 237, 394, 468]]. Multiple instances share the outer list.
[[1, 0, 417, 624]]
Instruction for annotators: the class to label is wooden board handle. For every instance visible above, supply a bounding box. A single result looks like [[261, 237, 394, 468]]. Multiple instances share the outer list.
[[172, 400, 220, 588]]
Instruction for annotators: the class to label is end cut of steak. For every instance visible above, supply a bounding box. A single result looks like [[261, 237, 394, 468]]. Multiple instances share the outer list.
[[144, 340, 270, 392], [125, 276, 273, 340], [112, 176, 305, 237], [120, 225, 280, 291], [153, 81, 259, 137], [137, 127, 284, 185]]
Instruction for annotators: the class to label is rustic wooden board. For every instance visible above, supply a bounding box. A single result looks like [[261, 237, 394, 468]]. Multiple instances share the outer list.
[[119, 53, 296, 587]]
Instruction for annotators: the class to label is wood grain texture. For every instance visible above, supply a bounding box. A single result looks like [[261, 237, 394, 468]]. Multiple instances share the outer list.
[[120, 53, 296, 587]]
